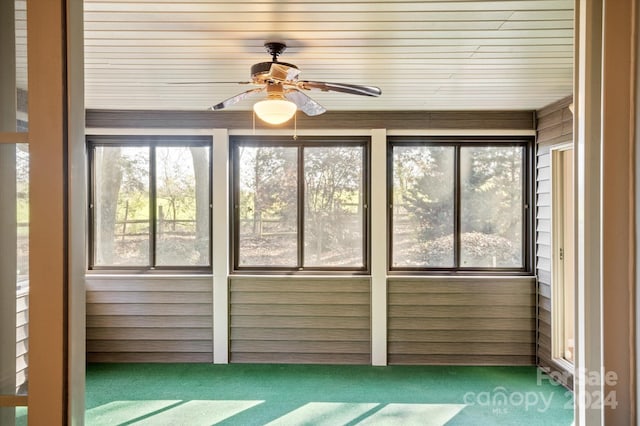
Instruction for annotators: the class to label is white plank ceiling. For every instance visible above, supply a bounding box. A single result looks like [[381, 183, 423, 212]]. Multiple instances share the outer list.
[[48, 1, 577, 111]]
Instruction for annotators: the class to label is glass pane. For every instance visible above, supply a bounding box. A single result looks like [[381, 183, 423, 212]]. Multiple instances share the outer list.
[[15, 0, 28, 131], [0, 407, 27, 426], [15, 144, 28, 395], [237, 146, 297, 267], [304, 146, 364, 267], [156, 146, 210, 266], [1, 0, 28, 132], [0, 144, 29, 406], [460, 146, 523, 267], [93, 146, 150, 266], [392, 145, 455, 268]]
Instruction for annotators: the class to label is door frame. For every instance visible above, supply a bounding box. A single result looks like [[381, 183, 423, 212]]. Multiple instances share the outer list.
[[551, 143, 575, 372]]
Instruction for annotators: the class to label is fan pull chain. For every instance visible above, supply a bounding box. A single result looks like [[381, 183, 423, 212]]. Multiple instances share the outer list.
[[252, 110, 256, 135], [293, 111, 298, 140]]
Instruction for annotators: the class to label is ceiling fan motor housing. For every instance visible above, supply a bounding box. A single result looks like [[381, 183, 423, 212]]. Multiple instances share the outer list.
[[251, 61, 299, 83]]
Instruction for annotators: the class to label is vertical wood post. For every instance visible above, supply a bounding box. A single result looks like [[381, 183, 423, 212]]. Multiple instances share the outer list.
[[26, 0, 68, 423]]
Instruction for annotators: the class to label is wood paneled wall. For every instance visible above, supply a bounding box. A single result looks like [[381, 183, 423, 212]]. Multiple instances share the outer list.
[[388, 277, 536, 365], [85, 109, 535, 131], [86, 276, 213, 362], [229, 277, 371, 364], [535, 95, 573, 387]]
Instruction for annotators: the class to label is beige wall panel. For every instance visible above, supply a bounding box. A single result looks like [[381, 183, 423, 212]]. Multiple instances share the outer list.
[[87, 352, 213, 363], [388, 280, 535, 294], [229, 277, 371, 364], [539, 309, 552, 324], [16, 311, 28, 327], [388, 277, 536, 365], [231, 303, 368, 317], [16, 341, 27, 358], [538, 282, 552, 298], [538, 332, 552, 350], [538, 319, 552, 339], [534, 95, 574, 389], [230, 328, 370, 341], [538, 269, 552, 285], [16, 325, 28, 342], [539, 295, 552, 311], [86, 109, 535, 131], [536, 109, 565, 130], [388, 318, 536, 331], [87, 278, 211, 292], [87, 291, 212, 304], [231, 353, 368, 364], [16, 292, 28, 392], [87, 303, 212, 316], [230, 279, 368, 293], [231, 341, 370, 354], [537, 229, 551, 245], [389, 342, 536, 356], [388, 305, 535, 318], [388, 293, 533, 306], [87, 315, 212, 328], [88, 340, 212, 353], [231, 315, 369, 329], [389, 354, 536, 365], [86, 276, 213, 362], [87, 327, 212, 340], [230, 291, 369, 305], [388, 330, 535, 343]]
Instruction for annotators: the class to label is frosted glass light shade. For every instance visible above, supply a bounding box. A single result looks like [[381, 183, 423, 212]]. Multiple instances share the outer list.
[[253, 99, 297, 125]]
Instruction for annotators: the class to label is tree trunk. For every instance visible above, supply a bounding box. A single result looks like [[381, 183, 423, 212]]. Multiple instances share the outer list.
[[190, 146, 209, 265], [97, 147, 122, 264]]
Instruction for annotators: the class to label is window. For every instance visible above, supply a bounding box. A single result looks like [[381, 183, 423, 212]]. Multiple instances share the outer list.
[[389, 137, 532, 273], [231, 137, 369, 273], [88, 136, 212, 271]]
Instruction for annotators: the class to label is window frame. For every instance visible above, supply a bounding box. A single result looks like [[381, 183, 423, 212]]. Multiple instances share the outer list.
[[230, 136, 371, 275], [387, 136, 534, 275], [87, 135, 213, 273]]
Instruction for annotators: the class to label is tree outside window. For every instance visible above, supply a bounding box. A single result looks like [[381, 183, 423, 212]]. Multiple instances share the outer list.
[[232, 137, 369, 272], [390, 139, 530, 273], [89, 137, 211, 270]]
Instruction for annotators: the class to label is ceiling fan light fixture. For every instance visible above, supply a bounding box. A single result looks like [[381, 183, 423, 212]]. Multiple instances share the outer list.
[[253, 98, 297, 125]]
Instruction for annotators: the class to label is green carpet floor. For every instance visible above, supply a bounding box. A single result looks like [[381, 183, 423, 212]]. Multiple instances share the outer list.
[[85, 363, 574, 425]]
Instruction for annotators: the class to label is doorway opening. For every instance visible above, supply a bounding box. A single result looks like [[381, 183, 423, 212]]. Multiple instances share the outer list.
[[551, 146, 575, 368]]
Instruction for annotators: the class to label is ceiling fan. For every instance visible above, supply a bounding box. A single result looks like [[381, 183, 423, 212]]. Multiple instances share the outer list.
[[207, 42, 382, 124]]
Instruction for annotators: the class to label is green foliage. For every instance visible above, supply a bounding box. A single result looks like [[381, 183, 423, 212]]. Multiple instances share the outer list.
[[238, 144, 365, 266], [394, 146, 454, 241], [394, 145, 523, 267]]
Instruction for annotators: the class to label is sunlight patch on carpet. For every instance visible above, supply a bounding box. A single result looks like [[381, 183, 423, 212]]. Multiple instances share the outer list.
[[355, 403, 466, 425], [86, 400, 263, 425], [266, 402, 379, 426], [86, 400, 182, 425]]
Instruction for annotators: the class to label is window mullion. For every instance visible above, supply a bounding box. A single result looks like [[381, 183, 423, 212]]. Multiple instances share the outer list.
[[149, 145, 157, 268], [524, 145, 531, 271], [88, 146, 95, 268], [298, 145, 304, 270], [454, 144, 461, 269], [363, 142, 370, 271]]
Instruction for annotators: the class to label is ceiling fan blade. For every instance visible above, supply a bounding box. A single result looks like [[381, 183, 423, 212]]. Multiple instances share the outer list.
[[210, 87, 264, 110], [168, 81, 252, 85], [297, 80, 381, 97], [284, 89, 326, 116]]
